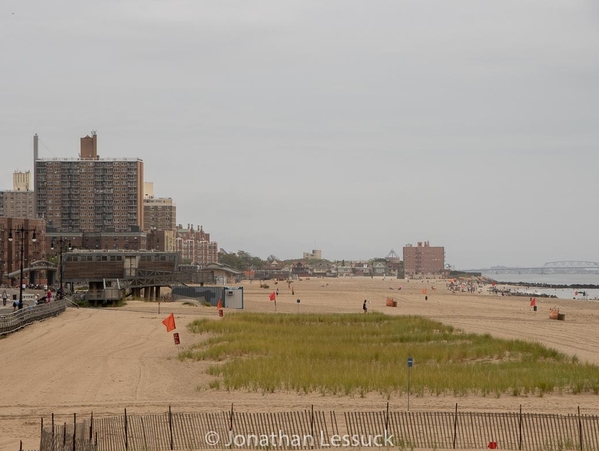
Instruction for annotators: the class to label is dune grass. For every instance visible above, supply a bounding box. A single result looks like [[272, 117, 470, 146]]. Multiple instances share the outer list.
[[180, 312, 599, 396]]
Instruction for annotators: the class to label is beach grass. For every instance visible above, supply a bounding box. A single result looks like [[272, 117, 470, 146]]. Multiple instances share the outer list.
[[180, 312, 599, 396]]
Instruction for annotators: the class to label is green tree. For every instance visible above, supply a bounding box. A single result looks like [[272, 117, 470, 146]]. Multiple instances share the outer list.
[[219, 252, 243, 270], [219, 251, 265, 271]]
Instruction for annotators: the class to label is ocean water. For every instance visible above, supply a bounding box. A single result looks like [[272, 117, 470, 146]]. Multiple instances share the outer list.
[[481, 272, 599, 300]]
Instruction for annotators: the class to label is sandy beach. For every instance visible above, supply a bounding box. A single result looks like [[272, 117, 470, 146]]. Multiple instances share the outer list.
[[2, 276, 599, 449]]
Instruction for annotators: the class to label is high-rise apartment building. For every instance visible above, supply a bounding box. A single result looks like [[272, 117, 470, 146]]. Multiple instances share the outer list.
[[403, 241, 445, 276], [143, 183, 176, 232], [0, 171, 35, 218], [34, 133, 144, 233], [144, 198, 176, 231]]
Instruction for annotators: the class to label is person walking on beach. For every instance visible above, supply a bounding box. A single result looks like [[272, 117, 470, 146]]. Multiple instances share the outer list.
[[363, 300, 368, 313]]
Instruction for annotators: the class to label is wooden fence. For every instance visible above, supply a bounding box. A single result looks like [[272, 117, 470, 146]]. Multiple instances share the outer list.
[[39, 405, 599, 451], [0, 298, 67, 335]]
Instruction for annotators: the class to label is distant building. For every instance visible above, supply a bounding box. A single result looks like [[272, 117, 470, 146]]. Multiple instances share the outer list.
[[34, 132, 144, 233], [146, 228, 176, 252], [403, 241, 445, 276], [13, 171, 31, 191], [372, 261, 387, 276], [143, 182, 154, 199], [0, 171, 35, 218], [0, 217, 47, 286], [44, 231, 147, 253], [176, 224, 219, 266], [63, 249, 179, 303], [144, 197, 176, 232], [336, 264, 353, 277], [292, 262, 311, 277], [385, 249, 401, 277], [352, 261, 371, 277], [200, 262, 242, 285], [303, 249, 322, 259], [142, 184, 173, 254]]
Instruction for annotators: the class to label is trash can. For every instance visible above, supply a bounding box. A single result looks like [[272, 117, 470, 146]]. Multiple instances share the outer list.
[[533, 305, 537, 311], [218, 309, 224, 318]]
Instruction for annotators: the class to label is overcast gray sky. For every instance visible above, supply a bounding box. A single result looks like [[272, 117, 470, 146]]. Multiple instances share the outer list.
[[2, 1, 598, 269]]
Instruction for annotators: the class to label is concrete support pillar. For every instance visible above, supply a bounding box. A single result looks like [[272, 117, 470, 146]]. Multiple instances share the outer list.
[[144, 287, 150, 300]]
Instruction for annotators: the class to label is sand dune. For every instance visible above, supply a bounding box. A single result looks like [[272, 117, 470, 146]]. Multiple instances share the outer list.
[[2, 277, 598, 449]]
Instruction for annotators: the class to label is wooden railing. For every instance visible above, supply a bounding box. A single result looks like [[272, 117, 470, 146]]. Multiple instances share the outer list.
[[0, 298, 67, 336]]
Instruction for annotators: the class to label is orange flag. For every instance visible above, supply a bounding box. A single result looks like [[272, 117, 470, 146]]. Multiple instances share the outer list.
[[269, 291, 276, 301], [530, 298, 536, 307], [217, 298, 223, 310], [162, 313, 176, 332], [421, 288, 427, 295]]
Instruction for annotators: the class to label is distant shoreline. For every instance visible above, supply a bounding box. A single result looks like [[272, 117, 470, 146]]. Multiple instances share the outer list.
[[488, 280, 599, 290]]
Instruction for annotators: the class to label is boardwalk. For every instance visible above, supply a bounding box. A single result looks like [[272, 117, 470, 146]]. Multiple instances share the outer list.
[[0, 298, 67, 335]]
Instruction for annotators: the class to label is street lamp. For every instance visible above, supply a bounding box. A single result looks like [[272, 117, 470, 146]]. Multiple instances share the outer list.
[[51, 237, 72, 299], [8, 226, 37, 307]]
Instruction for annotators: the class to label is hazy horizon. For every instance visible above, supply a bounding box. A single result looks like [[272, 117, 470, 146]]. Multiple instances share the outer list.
[[2, 1, 598, 269]]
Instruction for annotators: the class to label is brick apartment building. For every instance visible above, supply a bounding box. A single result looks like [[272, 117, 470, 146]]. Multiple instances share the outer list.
[[0, 171, 35, 219], [44, 231, 147, 254], [176, 224, 218, 266], [0, 217, 47, 286], [403, 241, 445, 276], [143, 182, 176, 232], [34, 133, 144, 233]]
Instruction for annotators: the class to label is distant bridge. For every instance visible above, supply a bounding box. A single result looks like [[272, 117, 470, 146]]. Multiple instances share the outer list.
[[466, 261, 599, 274], [544, 261, 599, 268]]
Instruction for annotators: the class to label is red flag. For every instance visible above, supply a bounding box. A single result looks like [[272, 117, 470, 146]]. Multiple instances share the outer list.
[[421, 288, 427, 295], [217, 298, 223, 310], [269, 291, 276, 301], [162, 313, 176, 332], [530, 298, 536, 307]]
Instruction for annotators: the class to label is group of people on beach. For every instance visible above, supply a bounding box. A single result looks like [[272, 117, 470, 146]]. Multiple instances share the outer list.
[[2, 289, 53, 311]]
